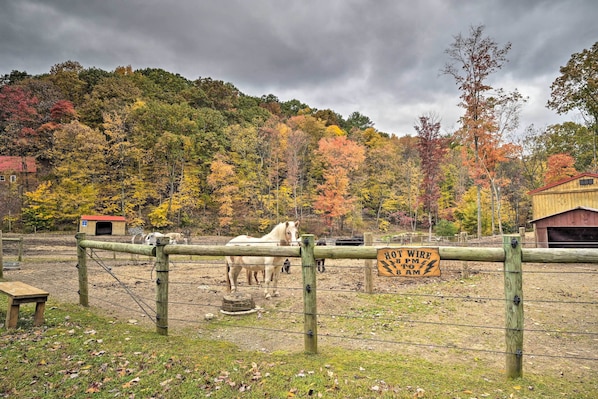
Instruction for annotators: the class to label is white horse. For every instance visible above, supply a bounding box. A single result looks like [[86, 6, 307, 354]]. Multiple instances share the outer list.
[[164, 232, 186, 244], [225, 221, 300, 299], [145, 231, 187, 245], [144, 232, 165, 245]]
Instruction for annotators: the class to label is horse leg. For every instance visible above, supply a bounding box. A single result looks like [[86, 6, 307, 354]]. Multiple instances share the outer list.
[[229, 265, 242, 293], [225, 260, 232, 292], [263, 267, 273, 299], [317, 259, 326, 273], [271, 266, 280, 297]]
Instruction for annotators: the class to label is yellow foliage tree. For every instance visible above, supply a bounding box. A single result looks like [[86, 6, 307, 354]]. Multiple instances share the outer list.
[[207, 155, 238, 232]]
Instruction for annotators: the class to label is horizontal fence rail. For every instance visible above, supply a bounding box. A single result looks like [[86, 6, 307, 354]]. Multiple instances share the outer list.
[[75, 232, 598, 380]]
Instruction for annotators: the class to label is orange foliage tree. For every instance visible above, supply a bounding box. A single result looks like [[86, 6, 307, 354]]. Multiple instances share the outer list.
[[544, 153, 578, 184], [443, 24, 511, 237], [314, 135, 365, 233]]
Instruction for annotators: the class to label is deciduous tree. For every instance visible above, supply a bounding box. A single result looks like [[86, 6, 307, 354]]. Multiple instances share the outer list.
[[548, 42, 598, 171], [542, 122, 594, 171], [207, 154, 238, 233], [443, 24, 511, 237], [415, 115, 446, 239], [314, 136, 365, 233], [544, 153, 578, 184]]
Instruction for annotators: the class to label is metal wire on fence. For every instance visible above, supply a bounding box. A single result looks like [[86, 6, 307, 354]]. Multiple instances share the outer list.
[[77, 250, 597, 366]]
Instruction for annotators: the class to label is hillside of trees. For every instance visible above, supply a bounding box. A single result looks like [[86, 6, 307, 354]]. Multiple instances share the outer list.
[[1, 33, 596, 237]]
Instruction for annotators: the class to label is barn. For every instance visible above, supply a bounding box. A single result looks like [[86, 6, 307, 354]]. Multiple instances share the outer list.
[[79, 215, 127, 236], [530, 206, 598, 248], [529, 173, 598, 248]]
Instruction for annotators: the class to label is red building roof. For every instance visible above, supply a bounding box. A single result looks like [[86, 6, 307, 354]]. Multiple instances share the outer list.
[[0, 156, 37, 173], [81, 215, 126, 222], [528, 172, 598, 195]]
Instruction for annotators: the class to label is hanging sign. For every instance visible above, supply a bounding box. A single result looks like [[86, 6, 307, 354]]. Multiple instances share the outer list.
[[377, 247, 441, 277]]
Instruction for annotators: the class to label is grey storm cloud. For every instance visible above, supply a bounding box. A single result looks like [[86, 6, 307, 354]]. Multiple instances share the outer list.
[[1, 0, 596, 136]]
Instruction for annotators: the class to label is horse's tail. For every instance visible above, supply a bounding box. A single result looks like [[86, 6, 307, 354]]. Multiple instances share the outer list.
[[225, 256, 232, 292]]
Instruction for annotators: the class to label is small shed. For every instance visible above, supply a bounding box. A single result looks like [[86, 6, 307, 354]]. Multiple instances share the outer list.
[[530, 207, 598, 248], [79, 215, 126, 236]]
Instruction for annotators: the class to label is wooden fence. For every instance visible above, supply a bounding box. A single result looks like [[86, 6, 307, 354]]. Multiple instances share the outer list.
[[75, 232, 598, 379], [0, 231, 24, 278]]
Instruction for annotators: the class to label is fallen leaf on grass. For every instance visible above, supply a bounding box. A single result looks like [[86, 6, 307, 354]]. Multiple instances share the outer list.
[[85, 382, 102, 393], [122, 377, 140, 388]]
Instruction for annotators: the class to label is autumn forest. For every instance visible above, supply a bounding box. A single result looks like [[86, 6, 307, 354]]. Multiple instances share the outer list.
[[1, 29, 596, 237]]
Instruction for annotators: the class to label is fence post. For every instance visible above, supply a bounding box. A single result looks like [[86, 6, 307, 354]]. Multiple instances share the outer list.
[[364, 232, 373, 293], [17, 237, 23, 262], [301, 234, 318, 354], [76, 233, 89, 307], [0, 231, 3, 279], [155, 237, 169, 336], [503, 234, 523, 379], [518, 227, 526, 248]]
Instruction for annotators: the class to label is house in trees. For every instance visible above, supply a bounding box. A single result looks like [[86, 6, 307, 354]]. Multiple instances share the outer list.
[[0, 156, 37, 185], [529, 173, 598, 248], [0, 156, 38, 222], [79, 215, 127, 236]]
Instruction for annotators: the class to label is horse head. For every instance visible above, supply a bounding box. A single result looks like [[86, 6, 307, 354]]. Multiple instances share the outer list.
[[144, 231, 165, 245], [284, 220, 300, 246]]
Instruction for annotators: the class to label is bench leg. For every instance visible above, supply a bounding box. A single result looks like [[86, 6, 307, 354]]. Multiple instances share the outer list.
[[33, 301, 46, 327], [5, 298, 19, 329]]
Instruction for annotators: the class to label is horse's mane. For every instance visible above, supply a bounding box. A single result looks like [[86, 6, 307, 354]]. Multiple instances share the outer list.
[[263, 222, 287, 238]]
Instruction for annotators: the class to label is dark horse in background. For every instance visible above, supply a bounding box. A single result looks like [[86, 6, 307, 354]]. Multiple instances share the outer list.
[[316, 238, 326, 272]]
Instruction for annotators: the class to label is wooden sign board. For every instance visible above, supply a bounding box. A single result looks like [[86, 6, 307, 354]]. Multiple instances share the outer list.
[[377, 247, 441, 277]]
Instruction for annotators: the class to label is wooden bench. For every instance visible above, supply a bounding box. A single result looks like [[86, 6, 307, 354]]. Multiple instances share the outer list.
[[0, 282, 49, 329]]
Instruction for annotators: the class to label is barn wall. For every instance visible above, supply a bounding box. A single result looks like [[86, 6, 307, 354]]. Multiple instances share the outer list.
[[531, 177, 598, 219], [532, 208, 598, 248], [533, 209, 598, 228], [534, 227, 548, 248]]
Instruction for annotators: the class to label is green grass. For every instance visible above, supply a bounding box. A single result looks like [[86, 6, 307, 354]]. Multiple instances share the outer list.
[[1, 298, 596, 398]]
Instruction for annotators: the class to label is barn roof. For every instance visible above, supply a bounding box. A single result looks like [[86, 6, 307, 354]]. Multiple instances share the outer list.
[[0, 156, 37, 173], [528, 172, 598, 195], [81, 215, 126, 222], [530, 206, 598, 223]]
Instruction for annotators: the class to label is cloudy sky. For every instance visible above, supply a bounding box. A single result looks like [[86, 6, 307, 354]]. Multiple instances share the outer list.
[[1, 0, 596, 137]]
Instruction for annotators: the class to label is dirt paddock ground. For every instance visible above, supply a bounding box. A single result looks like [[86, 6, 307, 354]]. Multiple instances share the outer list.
[[1, 233, 596, 383]]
